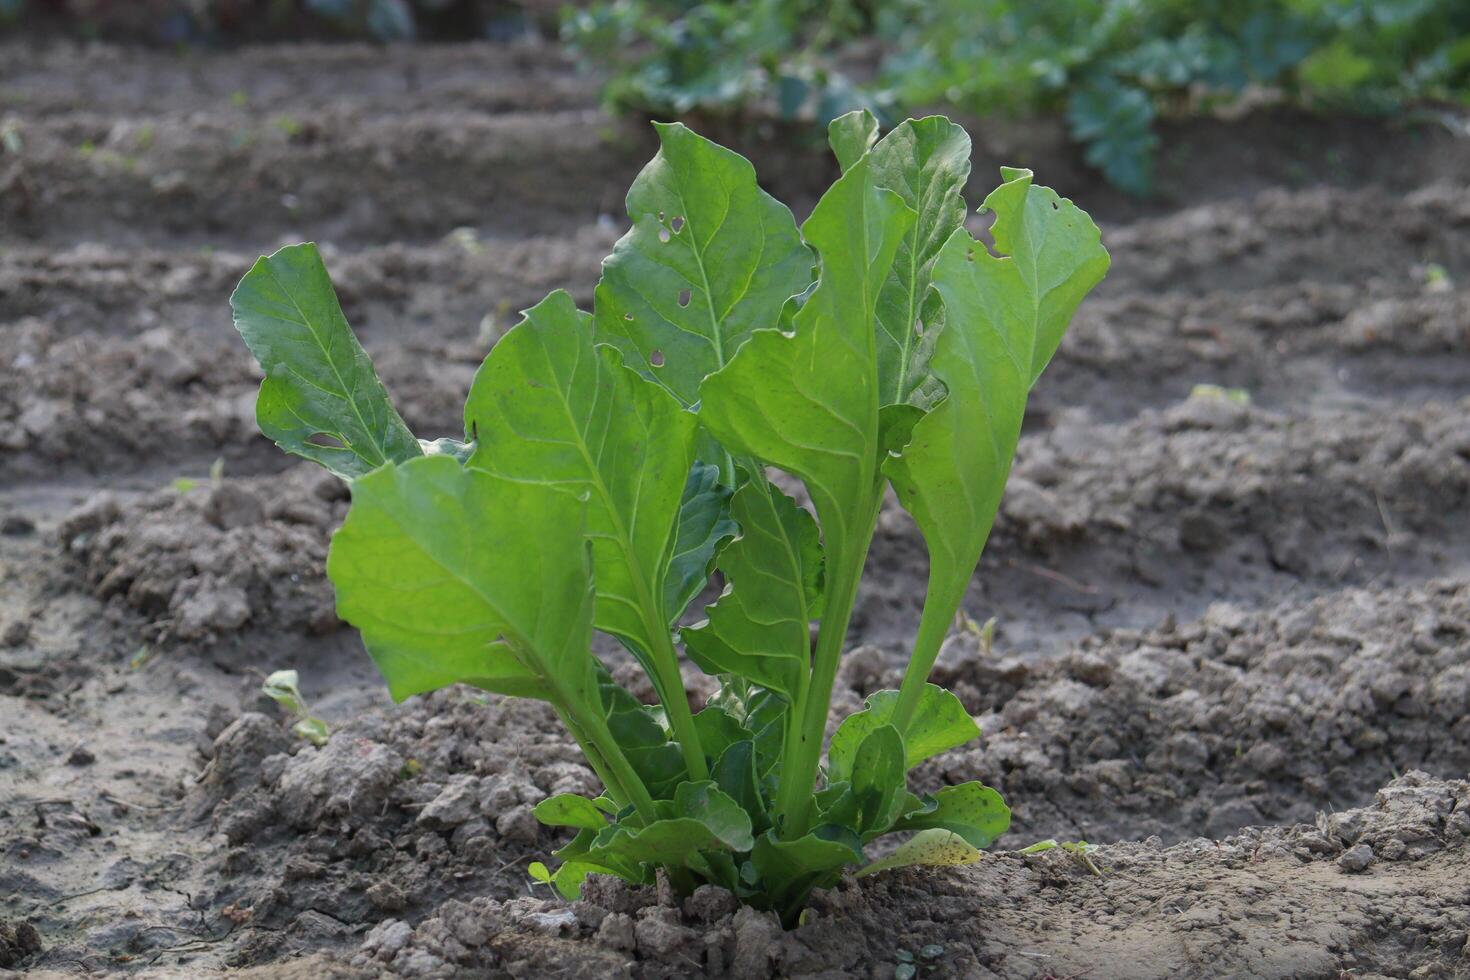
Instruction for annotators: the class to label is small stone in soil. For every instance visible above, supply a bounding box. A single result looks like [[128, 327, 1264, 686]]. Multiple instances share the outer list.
[[66, 743, 95, 766], [1337, 843, 1376, 873]]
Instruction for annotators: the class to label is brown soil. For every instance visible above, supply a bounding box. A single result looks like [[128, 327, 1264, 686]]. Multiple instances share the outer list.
[[2, 39, 1469, 980]]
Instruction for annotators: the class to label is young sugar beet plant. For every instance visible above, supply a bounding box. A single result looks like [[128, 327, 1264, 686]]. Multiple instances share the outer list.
[[230, 111, 1108, 925]]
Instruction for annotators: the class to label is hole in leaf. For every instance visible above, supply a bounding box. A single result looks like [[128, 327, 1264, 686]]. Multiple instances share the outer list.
[[914, 318, 923, 337], [678, 288, 691, 308], [624, 312, 634, 321], [672, 215, 685, 233], [307, 432, 346, 449], [657, 210, 665, 221], [1051, 200, 1059, 210], [650, 349, 665, 367], [659, 227, 671, 244], [965, 250, 975, 262]]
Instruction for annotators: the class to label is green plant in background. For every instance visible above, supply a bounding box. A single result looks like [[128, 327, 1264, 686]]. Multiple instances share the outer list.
[[231, 114, 1108, 924], [565, 0, 1470, 194]]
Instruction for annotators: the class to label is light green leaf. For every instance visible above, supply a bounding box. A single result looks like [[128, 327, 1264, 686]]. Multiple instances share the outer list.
[[855, 829, 981, 878], [663, 462, 738, 624], [850, 724, 906, 834], [595, 122, 812, 408], [866, 116, 972, 407], [326, 456, 594, 704], [889, 782, 1010, 848], [682, 480, 823, 699], [884, 172, 1108, 728], [231, 243, 421, 479], [828, 686, 979, 783], [699, 155, 914, 577], [534, 794, 610, 832], [464, 289, 696, 670], [828, 108, 878, 173]]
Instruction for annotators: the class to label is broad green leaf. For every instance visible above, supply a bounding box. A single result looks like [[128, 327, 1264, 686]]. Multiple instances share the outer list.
[[534, 794, 610, 832], [599, 669, 687, 799], [866, 116, 972, 407], [663, 462, 738, 624], [699, 156, 915, 577], [682, 480, 823, 699], [828, 108, 878, 173], [828, 686, 979, 783], [850, 724, 906, 834], [855, 829, 981, 878], [231, 243, 421, 479], [692, 704, 752, 763], [594, 122, 812, 407], [675, 780, 756, 851], [582, 782, 754, 872], [326, 455, 593, 704], [712, 739, 766, 830], [463, 289, 696, 669], [889, 782, 1010, 848], [884, 172, 1108, 722], [751, 829, 861, 918]]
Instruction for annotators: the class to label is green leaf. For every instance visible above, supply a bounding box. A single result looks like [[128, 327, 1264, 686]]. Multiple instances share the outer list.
[[675, 780, 756, 851], [231, 243, 421, 479], [751, 829, 861, 919], [888, 782, 1010, 848], [866, 117, 971, 407], [594, 122, 812, 408], [712, 739, 766, 830], [534, 794, 610, 832], [464, 289, 696, 675], [855, 829, 981, 878], [663, 462, 738, 624], [883, 172, 1108, 724], [692, 704, 752, 763], [828, 686, 979, 783], [598, 669, 687, 799], [326, 455, 594, 704], [682, 480, 823, 699], [850, 724, 906, 834], [828, 108, 878, 173], [699, 155, 915, 578]]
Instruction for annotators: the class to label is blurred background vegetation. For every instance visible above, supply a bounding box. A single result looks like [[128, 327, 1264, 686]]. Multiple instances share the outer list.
[[5, 0, 1468, 194]]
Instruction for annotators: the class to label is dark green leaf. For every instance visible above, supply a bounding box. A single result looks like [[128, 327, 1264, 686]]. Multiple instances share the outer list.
[[663, 462, 738, 624]]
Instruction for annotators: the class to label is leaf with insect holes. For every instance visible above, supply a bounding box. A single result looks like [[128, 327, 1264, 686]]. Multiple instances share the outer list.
[[883, 171, 1108, 707], [463, 289, 696, 671], [231, 243, 420, 479], [326, 455, 595, 705], [827, 685, 979, 783], [856, 829, 982, 877], [663, 462, 738, 625], [851, 113, 972, 408], [682, 479, 823, 700], [595, 122, 812, 408], [699, 155, 914, 580]]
